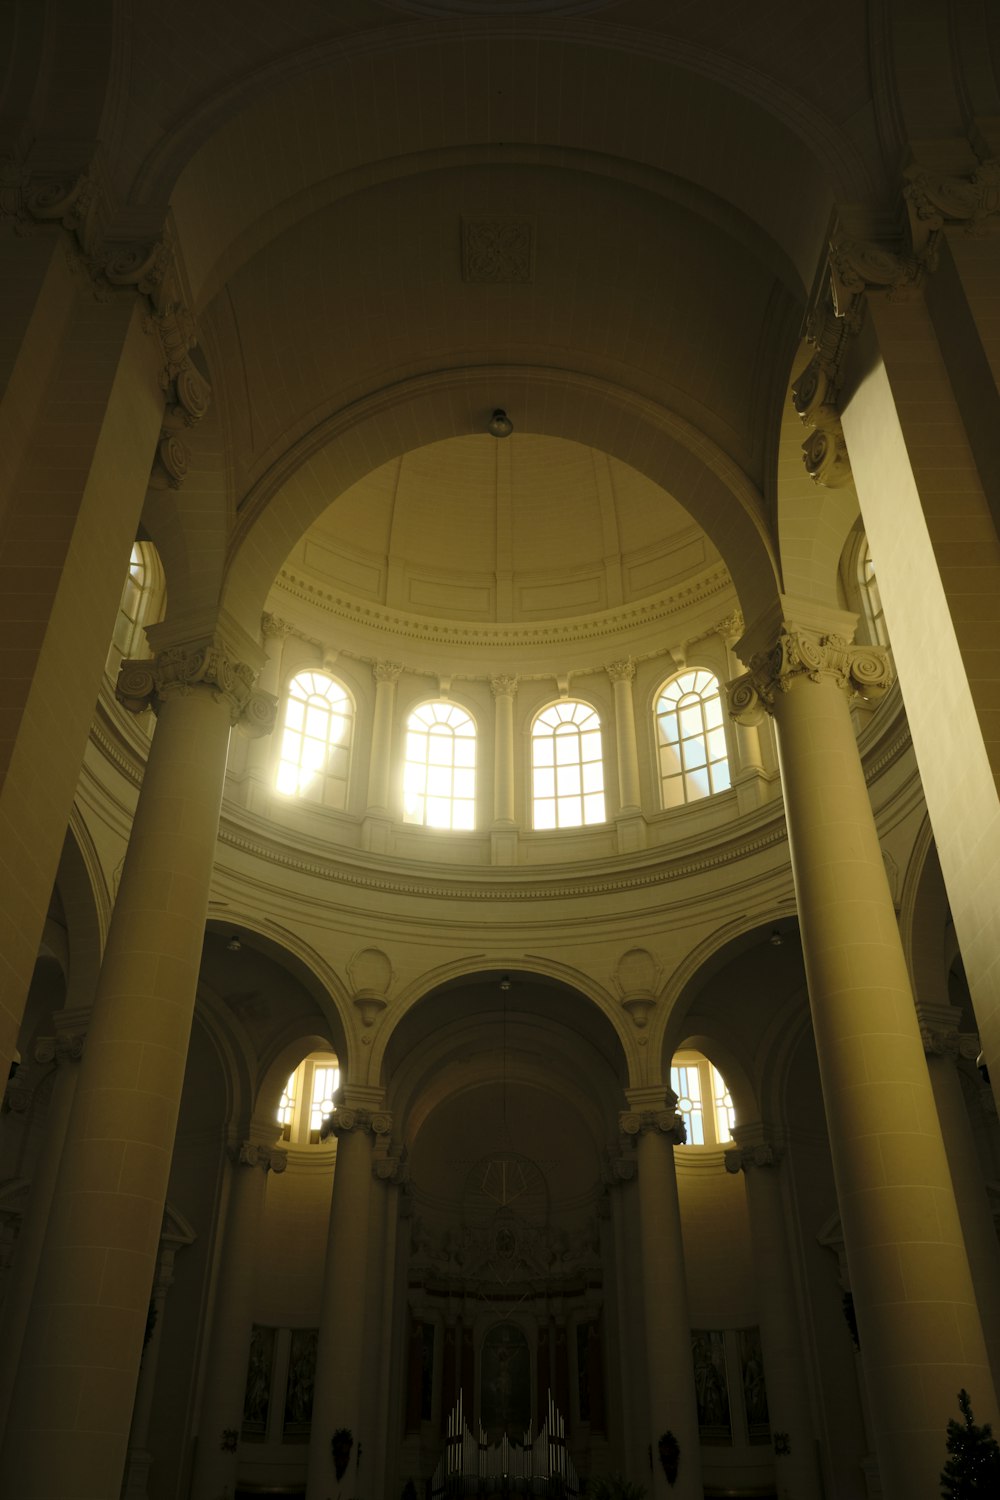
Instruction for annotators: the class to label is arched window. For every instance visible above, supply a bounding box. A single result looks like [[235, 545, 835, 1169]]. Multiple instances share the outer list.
[[531, 701, 606, 829], [277, 1051, 340, 1145], [403, 701, 476, 830], [655, 669, 731, 808], [670, 1051, 735, 1146], [276, 671, 353, 807], [108, 540, 166, 671], [858, 537, 890, 647]]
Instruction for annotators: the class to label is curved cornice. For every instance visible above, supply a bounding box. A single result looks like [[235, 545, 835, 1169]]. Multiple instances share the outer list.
[[272, 562, 736, 655]]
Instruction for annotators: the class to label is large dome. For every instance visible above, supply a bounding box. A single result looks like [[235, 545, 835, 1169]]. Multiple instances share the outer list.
[[280, 432, 722, 628]]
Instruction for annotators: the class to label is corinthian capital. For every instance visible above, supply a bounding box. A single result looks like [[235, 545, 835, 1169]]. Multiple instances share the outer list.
[[605, 658, 636, 684], [619, 1108, 686, 1145], [237, 1142, 288, 1174], [373, 661, 403, 685], [727, 625, 891, 724], [323, 1107, 393, 1140], [116, 640, 277, 735], [490, 673, 519, 698], [904, 159, 1000, 255]]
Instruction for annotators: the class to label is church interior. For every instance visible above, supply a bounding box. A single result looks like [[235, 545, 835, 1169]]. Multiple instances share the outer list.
[[2, 4, 1000, 1498]]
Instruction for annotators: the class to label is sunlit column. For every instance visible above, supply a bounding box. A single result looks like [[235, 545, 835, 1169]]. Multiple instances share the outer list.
[[306, 1104, 391, 1500], [730, 607, 998, 1498], [490, 674, 519, 824], [0, 629, 274, 1499], [606, 659, 641, 813], [725, 1131, 821, 1499], [367, 661, 402, 816], [245, 613, 288, 799], [189, 1138, 288, 1500], [621, 1093, 702, 1500]]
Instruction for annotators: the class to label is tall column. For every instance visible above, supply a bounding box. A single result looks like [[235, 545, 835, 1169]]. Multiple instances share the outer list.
[[190, 1138, 288, 1500], [621, 1093, 702, 1500], [606, 659, 642, 813], [729, 607, 998, 1499], [0, 249, 164, 1090], [724, 1132, 821, 1500], [370, 1153, 404, 1500], [838, 278, 1000, 1098], [0, 1020, 87, 1436], [0, 630, 274, 1499], [306, 1105, 391, 1500], [121, 1215, 195, 1499], [919, 1012, 1000, 1394]]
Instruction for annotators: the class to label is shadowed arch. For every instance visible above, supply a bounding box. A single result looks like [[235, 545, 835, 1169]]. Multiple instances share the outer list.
[[221, 366, 782, 645]]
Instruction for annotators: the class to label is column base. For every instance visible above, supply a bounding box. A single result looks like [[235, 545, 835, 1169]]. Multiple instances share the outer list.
[[490, 824, 519, 865], [732, 767, 774, 815], [362, 814, 393, 854], [615, 810, 647, 854]]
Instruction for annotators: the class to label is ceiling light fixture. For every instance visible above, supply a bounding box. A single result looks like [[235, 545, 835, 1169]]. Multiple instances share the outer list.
[[226, 934, 242, 952], [488, 408, 513, 438], [769, 928, 783, 947]]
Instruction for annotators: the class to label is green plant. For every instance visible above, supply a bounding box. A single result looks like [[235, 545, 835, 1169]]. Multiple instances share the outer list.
[[941, 1390, 1000, 1497]]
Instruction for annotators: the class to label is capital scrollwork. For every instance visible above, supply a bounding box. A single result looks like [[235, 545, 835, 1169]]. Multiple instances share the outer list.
[[605, 658, 636, 684], [236, 1142, 288, 1173], [920, 1024, 961, 1062], [904, 159, 1000, 256], [116, 643, 277, 734], [489, 673, 520, 698], [619, 1109, 686, 1145], [373, 661, 403, 685], [324, 1107, 393, 1140], [724, 1143, 780, 1174], [727, 627, 891, 723]]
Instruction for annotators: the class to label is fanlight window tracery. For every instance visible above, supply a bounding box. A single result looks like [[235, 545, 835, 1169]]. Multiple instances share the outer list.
[[655, 670, 731, 808], [276, 671, 353, 806], [530, 701, 606, 829], [403, 701, 477, 830], [671, 1052, 736, 1146]]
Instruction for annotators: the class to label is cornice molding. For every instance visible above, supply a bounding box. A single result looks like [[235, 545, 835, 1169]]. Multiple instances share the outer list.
[[272, 562, 736, 652]]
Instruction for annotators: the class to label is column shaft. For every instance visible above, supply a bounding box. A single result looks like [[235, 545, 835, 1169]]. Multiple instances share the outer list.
[[190, 1143, 285, 1500], [626, 1110, 702, 1500], [1, 663, 257, 1498], [735, 624, 997, 1497], [306, 1115, 380, 1499], [367, 665, 400, 815], [608, 663, 641, 813], [491, 678, 517, 824], [0, 265, 163, 1089], [728, 1142, 820, 1499]]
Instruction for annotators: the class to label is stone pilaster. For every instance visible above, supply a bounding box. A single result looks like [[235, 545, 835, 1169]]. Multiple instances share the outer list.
[[364, 661, 402, 851], [490, 673, 519, 863]]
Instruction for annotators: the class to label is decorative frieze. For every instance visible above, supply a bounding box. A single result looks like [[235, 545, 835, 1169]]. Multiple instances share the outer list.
[[116, 641, 276, 735], [728, 626, 891, 725]]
